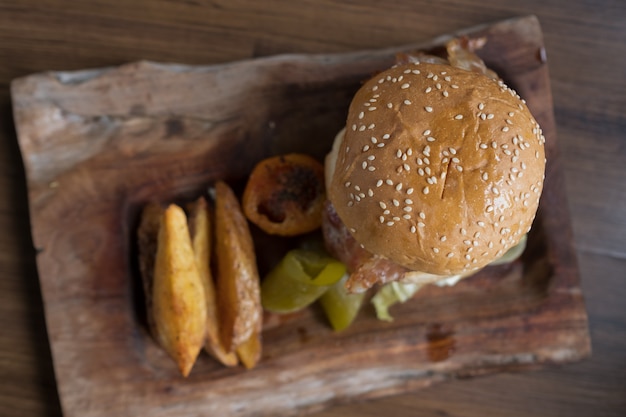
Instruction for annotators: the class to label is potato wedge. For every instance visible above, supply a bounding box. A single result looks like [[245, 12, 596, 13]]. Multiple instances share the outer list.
[[153, 204, 207, 377], [187, 197, 238, 367], [236, 330, 262, 370], [137, 203, 164, 337], [214, 181, 262, 362]]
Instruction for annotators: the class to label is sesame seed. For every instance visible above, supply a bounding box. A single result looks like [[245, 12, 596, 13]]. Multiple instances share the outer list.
[[452, 157, 460, 163], [386, 179, 393, 185], [349, 228, 356, 233], [376, 180, 383, 187], [482, 172, 489, 181], [359, 125, 366, 131], [348, 201, 354, 207], [368, 166, 376, 171], [362, 161, 367, 169], [403, 69, 412, 74], [486, 205, 494, 212], [386, 221, 395, 226], [403, 214, 411, 219], [425, 87, 432, 93], [418, 222, 425, 228], [418, 168, 425, 176], [478, 103, 485, 110], [480, 113, 487, 120], [463, 239, 471, 245], [368, 155, 375, 161], [368, 189, 374, 197], [412, 70, 420, 74], [423, 186, 430, 194], [345, 181, 351, 187], [487, 113, 494, 119], [383, 134, 390, 139], [377, 143, 385, 148], [492, 141, 497, 149], [436, 83, 442, 89], [404, 99, 412, 105], [383, 209, 390, 215], [368, 123, 375, 129], [442, 157, 449, 164], [427, 136, 436, 142], [425, 166, 431, 175], [410, 226, 417, 233], [433, 247, 440, 253], [393, 216, 400, 221], [419, 211, 426, 219], [407, 188, 414, 195], [427, 72, 434, 78], [425, 106, 433, 112], [371, 137, 378, 144], [451, 84, 459, 89], [359, 193, 365, 198], [423, 130, 431, 135], [352, 124, 357, 131], [358, 112, 364, 119], [477, 221, 485, 227], [406, 148, 413, 156], [508, 112, 515, 117], [465, 254, 471, 260], [440, 236, 447, 242], [396, 149, 402, 158], [433, 75, 439, 81], [379, 216, 384, 223], [387, 103, 393, 109], [456, 166, 463, 172], [480, 143, 488, 149], [454, 114, 463, 120], [401, 83, 410, 89], [444, 76, 451, 81], [424, 157, 430, 165], [502, 126, 509, 132], [396, 183, 403, 191], [506, 119, 513, 125], [447, 252, 454, 258], [443, 91, 449, 97], [403, 206, 412, 212], [402, 153, 407, 161], [362, 145, 370, 152], [403, 163, 410, 171], [393, 199, 400, 206]]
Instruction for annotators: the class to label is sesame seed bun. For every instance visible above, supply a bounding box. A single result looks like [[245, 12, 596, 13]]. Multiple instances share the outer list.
[[327, 62, 546, 275]]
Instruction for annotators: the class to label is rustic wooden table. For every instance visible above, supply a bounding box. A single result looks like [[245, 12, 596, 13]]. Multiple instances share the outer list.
[[0, 1, 624, 416]]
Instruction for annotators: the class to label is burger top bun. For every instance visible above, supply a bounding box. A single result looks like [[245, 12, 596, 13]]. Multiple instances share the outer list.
[[328, 62, 546, 276]]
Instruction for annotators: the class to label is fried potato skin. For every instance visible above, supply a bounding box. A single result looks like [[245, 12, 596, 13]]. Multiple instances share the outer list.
[[153, 204, 207, 377], [137, 203, 164, 337], [214, 181, 262, 363]]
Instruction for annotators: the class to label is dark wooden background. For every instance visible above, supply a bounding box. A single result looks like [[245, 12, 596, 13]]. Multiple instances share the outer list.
[[0, 1, 624, 416]]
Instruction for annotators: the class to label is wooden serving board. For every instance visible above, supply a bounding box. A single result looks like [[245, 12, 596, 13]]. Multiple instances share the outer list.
[[11, 15, 590, 417]]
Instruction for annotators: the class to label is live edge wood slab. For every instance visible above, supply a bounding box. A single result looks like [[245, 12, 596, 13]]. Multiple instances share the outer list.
[[10, 15, 590, 417]]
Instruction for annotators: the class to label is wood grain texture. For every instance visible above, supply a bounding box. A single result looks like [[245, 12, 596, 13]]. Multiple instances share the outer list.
[[0, 1, 625, 417], [10, 16, 590, 417]]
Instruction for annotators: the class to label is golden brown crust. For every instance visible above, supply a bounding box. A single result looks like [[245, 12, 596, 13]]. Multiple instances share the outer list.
[[329, 63, 545, 275]]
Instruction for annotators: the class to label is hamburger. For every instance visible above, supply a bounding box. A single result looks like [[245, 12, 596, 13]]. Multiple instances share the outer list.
[[323, 39, 546, 293]]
